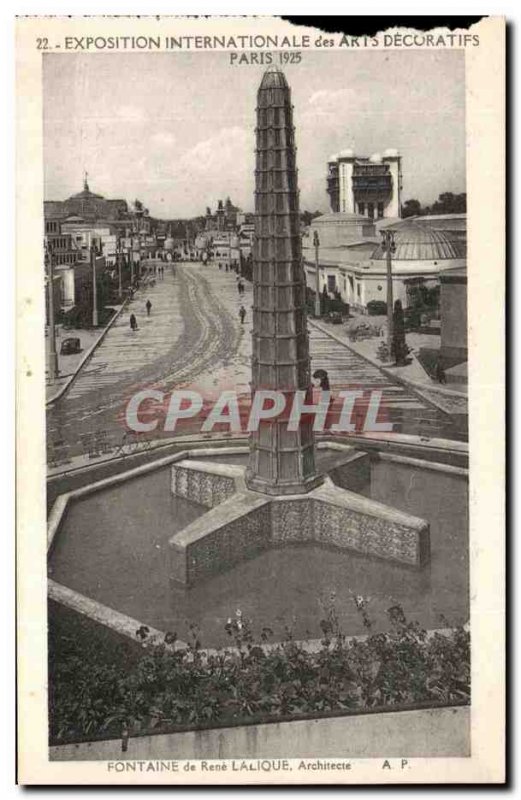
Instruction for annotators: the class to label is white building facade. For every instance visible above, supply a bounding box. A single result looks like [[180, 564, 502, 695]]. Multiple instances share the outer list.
[[326, 149, 402, 220], [303, 223, 466, 313]]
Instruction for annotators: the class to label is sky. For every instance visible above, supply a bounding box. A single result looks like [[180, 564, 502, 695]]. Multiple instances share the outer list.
[[43, 49, 466, 219]]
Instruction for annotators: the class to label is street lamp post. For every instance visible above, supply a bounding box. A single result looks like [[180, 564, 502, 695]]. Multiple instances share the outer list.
[[128, 246, 134, 286], [91, 240, 99, 327], [313, 230, 321, 318], [381, 229, 396, 352], [45, 241, 60, 381], [116, 242, 122, 299]]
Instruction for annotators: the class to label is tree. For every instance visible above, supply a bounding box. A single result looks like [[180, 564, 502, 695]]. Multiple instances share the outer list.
[[430, 192, 466, 215], [401, 199, 423, 218], [391, 299, 408, 366], [320, 284, 329, 314], [301, 210, 323, 226], [401, 192, 466, 218]]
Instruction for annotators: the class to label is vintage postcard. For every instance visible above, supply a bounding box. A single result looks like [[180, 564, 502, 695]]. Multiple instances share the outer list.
[[16, 15, 505, 784]]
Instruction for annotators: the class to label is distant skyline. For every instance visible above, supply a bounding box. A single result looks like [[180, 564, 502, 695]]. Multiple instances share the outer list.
[[43, 50, 466, 219]]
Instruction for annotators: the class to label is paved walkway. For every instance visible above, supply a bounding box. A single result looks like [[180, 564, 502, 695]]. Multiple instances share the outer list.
[[46, 261, 465, 464], [307, 326, 464, 440], [46, 262, 248, 459], [45, 326, 102, 403], [65, 273, 184, 401]]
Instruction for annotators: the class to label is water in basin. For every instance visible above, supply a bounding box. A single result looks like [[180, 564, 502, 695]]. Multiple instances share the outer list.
[[48, 454, 468, 648]]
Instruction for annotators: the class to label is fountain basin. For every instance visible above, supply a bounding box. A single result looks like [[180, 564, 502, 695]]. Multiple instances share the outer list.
[[48, 444, 468, 649]]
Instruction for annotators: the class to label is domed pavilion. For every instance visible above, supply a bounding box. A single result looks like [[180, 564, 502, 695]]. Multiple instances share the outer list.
[[303, 220, 465, 312]]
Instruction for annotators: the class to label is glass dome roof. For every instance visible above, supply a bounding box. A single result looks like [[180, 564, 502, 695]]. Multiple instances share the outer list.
[[371, 223, 460, 261]]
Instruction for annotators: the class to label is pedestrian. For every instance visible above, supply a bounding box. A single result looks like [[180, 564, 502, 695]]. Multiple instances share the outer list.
[[239, 305, 246, 325], [237, 280, 242, 296], [130, 313, 138, 331], [436, 359, 447, 385], [146, 299, 152, 317], [313, 369, 330, 391]]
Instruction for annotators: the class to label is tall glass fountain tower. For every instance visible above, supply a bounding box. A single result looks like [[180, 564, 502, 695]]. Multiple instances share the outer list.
[[245, 67, 323, 496]]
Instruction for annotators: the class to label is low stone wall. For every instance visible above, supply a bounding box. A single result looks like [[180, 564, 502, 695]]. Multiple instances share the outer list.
[[312, 496, 428, 567], [270, 498, 315, 543], [328, 451, 371, 494], [169, 467, 430, 584], [171, 461, 241, 509], [170, 492, 271, 585], [48, 579, 187, 650], [50, 705, 470, 761], [270, 489, 428, 567]]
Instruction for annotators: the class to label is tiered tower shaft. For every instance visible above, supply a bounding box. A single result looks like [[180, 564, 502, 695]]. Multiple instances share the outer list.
[[245, 67, 322, 496]]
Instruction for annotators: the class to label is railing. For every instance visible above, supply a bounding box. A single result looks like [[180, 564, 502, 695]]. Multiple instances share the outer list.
[[48, 429, 160, 466], [47, 427, 243, 471]]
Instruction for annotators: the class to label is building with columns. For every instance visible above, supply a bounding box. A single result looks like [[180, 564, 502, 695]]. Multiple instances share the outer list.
[[303, 220, 465, 313], [326, 149, 402, 220]]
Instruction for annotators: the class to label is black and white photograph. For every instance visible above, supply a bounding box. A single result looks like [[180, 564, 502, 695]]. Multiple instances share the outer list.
[[15, 14, 505, 785]]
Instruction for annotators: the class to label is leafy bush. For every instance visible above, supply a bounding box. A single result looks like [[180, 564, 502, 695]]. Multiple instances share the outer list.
[[367, 300, 387, 316], [58, 304, 115, 330], [48, 600, 470, 744]]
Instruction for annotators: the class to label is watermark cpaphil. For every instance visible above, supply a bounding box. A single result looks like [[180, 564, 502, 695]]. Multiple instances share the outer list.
[[121, 383, 393, 435]]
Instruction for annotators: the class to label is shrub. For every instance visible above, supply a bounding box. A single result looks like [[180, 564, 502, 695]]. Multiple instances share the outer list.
[[367, 300, 387, 316], [48, 601, 470, 744], [391, 299, 408, 366]]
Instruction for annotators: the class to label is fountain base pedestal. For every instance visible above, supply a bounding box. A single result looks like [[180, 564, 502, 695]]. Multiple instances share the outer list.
[[169, 458, 430, 587]]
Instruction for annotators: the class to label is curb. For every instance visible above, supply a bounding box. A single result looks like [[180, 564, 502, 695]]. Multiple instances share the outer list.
[[46, 429, 467, 482], [49, 576, 460, 667], [47, 445, 250, 552], [46, 297, 130, 407], [309, 319, 467, 417]]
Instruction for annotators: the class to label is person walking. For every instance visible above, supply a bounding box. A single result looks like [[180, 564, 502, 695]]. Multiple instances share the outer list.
[[146, 299, 152, 317], [239, 305, 246, 325], [436, 359, 447, 385], [130, 313, 138, 331]]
